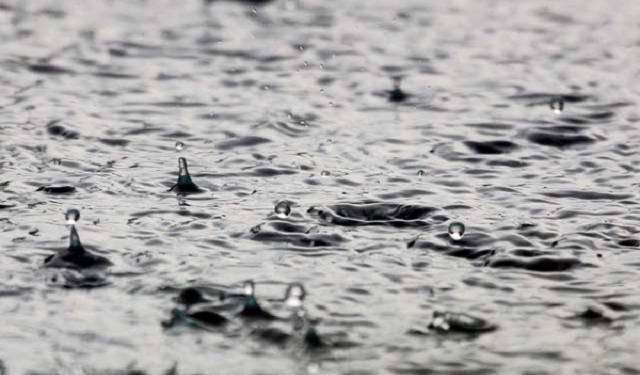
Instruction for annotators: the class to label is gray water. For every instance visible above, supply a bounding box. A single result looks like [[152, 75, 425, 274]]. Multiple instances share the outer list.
[[1, 0, 640, 374]]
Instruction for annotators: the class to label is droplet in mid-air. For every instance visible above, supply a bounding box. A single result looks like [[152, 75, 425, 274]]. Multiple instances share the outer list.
[[320, 170, 331, 177], [285, 283, 306, 308], [417, 170, 424, 177], [65, 208, 80, 225], [274, 200, 291, 219], [448, 221, 466, 241], [175, 141, 185, 152], [550, 98, 564, 114]]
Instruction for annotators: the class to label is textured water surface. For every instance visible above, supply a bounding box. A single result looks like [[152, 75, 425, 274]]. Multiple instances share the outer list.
[[1, 0, 640, 374]]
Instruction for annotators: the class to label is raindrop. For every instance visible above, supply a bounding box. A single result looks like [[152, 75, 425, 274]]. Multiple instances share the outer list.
[[274, 200, 291, 219], [417, 170, 424, 177], [175, 141, 185, 152], [251, 7, 257, 14], [65, 208, 80, 225], [448, 221, 466, 241], [320, 89, 325, 94], [550, 98, 564, 114], [320, 170, 331, 177]]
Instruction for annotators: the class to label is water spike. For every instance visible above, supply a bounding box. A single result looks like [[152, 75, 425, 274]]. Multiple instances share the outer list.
[[238, 280, 277, 320], [68, 225, 84, 253], [169, 157, 200, 194], [178, 157, 190, 177]]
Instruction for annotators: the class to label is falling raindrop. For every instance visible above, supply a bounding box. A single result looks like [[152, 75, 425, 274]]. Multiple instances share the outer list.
[[175, 141, 185, 152], [274, 200, 291, 219], [417, 170, 424, 177], [448, 221, 466, 241], [65, 208, 80, 225], [550, 98, 564, 114], [320, 170, 331, 177]]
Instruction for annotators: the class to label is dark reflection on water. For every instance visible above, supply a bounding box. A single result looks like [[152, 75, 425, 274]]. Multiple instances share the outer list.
[[1, 0, 640, 373]]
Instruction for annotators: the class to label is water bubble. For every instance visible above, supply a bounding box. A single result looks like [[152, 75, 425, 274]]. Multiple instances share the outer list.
[[417, 169, 424, 177], [65, 208, 80, 225], [175, 141, 185, 152], [285, 283, 306, 308], [448, 221, 466, 241], [320, 170, 331, 177], [550, 98, 564, 114], [274, 200, 291, 219]]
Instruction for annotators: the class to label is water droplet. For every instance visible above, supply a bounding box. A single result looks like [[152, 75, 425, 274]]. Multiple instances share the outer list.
[[243, 280, 255, 297], [417, 170, 424, 177], [320, 89, 325, 94], [263, 85, 270, 90], [550, 98, 564, 114], [303, 61, 308, 67], [299, 46, 304, 51], [274, 200, 291, 219], [285, 283, 306, 308], [306, 363, 320, 375], [320, 170, 331, 177], [65, 208, 80, 225], [448, 221, 466, 241], [251, 7, 257, 14], [175, 141, 185, 152], [319, 63, 324, 69]]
